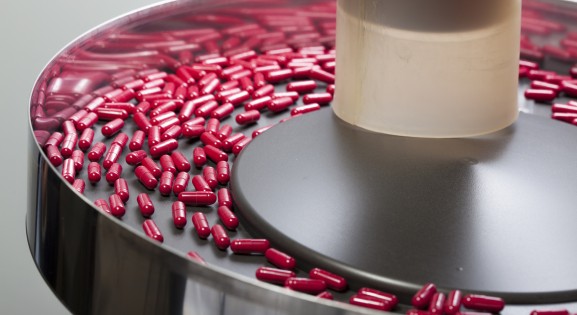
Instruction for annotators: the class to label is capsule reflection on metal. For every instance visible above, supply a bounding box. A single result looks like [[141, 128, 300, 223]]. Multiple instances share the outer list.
[[172, 201, 187, 229], [265, 248, 296, 270], [309, 268, 348, 292], [530, 310, 570, 315], [412, 283, 437, 309], [236, 110, 261, 125], [256, 267, 296, 285], [143, 219, 163, 243], [316, 291, 334, 300], [137, 193, 155, 217], [72, 179, 85, 194], [192, 212, 211, 239], [230, 239, 270, 255], [186, 251, 206, 264]]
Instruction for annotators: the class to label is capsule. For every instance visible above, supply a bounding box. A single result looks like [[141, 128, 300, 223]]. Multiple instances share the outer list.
[[272, 91, 299, 101], [217, 188, 233, 208], [192, 175, 212, 192], [108, 194, 126, 218], [357, 288, 398, 307], [287, 80, 317, 93], [444, 290, 462, 315], [524, 89, 556, 102], [195, 100, 219, 118], [86, 161, 101, 184], [187, 251, 206, 264], [135, 165, 158, 190], [211, 103, 235, 120], [429, 292, 446, 314], [178, 191, 217, 206], [150, 139, 179, 158], [60, 132, 78, 158], [231, 239, 270, 255], [217, 206, 238, 230], [216, 125, 233, 141], [265, 69, 293, 83], [265, 248, 296, 269], [244, 96, 271, 111], [303, 92, 332, 105], [172, 172, 189, 195], [211, 224, 230, 250], [159, 154, 177, 174], [309, 268, 347, 292], [106, 163, 123, 184], [44, 132, 64, 148], [200, 132, 223, 148], [291, 103, 320, 116], [252, 125, 273, 138], [182, 124, 205, 138], [136, 193, 155, 217], [157, 171, 174, 196], [133, 112, 153, 132], [141, 157, 162, 178], [88, 142, 106, 162], [62, 158, 75, 184], [222, 133, 246, 152], [256, 266, 296, 284], [232, 137, 251, 155], [204, 145, 228, 163], [143, 219, 163, 242], [148, 125, 161, 148], [216, 161, 230, 185], [96, 108, 129, 121], [309, 67, 334, 84], [224, 90, 251, 106], [236, 110, 261, 125], [253, 84, 275, 98], [161, 125, 182, 140], [350, 295, 394, 311], [72, 179, 85, 194], [412, 283, 437, 309], [46, 145, 63, 167], [530, 80, 561, 94], [192, 212, 211, 239], [267, 96, 294, 112], [552, 112, 577, 123], [94, 199, 111, 214], [171, 151, 191, 172], [126, 150, 148, 166], [530, 310, 570, 315], [78, 128, 95, 151], [135, 101, 152, 114], [76, 112, 98, 131], [285, 278, 326, 295], [193, 147, 207, 168], [103, 143, 123, 169], [203, 166, 218, 189], [462, 294, 505, 313], [171, 201, 187, 229]]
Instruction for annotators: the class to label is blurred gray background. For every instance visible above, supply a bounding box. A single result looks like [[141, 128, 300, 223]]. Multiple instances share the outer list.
[[0, 0, 157, 313]]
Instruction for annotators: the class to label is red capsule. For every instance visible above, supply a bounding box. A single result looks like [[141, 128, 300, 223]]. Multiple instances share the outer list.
[[233, 137, 251, 155], [285, 277, 326, 295], [309, 67, 334, 84], [350, 295, 394, 311], [172, 201, 187, 229], [87, 162, 101, 184], [173, 172, 190, 195], [231, 239, 270, 254], [76, 112, 99, 131], [222, 133, 245, 152], [525, 89, 556, 102], [44, 132, 64, 148], [182, 124, 205, 139], [562, 81, 577, 97], [267, 96, 294, 112], [133, 112, 153, 132], [200, 132, 223, 148], [445, 290, 463, 315], [94, 199, 111, 214], [204, 145, 228, 163], [407, 310, 434, 315], [412, 283, 437, 309], [161, 125, 182, 140], [462, 294, 505, 313], [309, 268, 347, 292], [78, 128, 94, 151], [159, 171, 175, 196], [291, 103, 321, 116], [46, 145, 63, 167], [114, 178, 130, 202], [126, 150, 148, 166], [211, 224, 230, 250], [253, 84, 275, 98], [530, 80, 561, 94], [148, 126, 161, 149], [211, 103, 235, 120], [112, 133, 129, 148], [256, 266, 296, 284], [60, 132, 78, 158], [217, 206, 238, 230], [88, 142, 106, 162], [70, 150, 84, 171], [170, 151, 191, 172], [552, 112, 577, 123], [303, 92, 332, 105], [136, 193, 155, 217], [316, 291, 334, 300], [266, 69, 293, 83], [69, 110, 89, 125], [530, 310, 570, 315], [150, 139, 179, 158], [265, 248, 296, 269], [357, 287, 398, 307], [217, 188, 233, 208], [202, 166, 218, 189], [216, 125, 233, 142], [272, 91, 299, 101], [128, 130, 145, 152], [195, 100, 219, 118], [178, 100, 197, 122], [224, 90, 251, 106], [178, 191, 217, 206], [135, 165, 158, 190], [106, 163, 123, 184], [62, 158, 75, 184], [287, 80, 317, 93], [95, 108, 129, 121], [239, 76, 254, 94], [103, 143, 122, 169], [193, 147, 207, 168], [72, 179, 85, 194], [236, 110, 261, 125], [216, 160, 231, 185], [143, 219, 163, 243], [552, 103, 577, 114], [108, 194, 125, 218], [192, 212, 211, 239], [141, 157, 162, 178], [429, 292, 446, 314], [159, 155, 177, 174], [326, 84, 335, 94], [244, 96, 271, 111], [135, 101, 152, 114], [192, 175, 212, 192]]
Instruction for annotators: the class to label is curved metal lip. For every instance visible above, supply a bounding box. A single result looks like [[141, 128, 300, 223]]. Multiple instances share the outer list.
[[25, 1, 380, 314]]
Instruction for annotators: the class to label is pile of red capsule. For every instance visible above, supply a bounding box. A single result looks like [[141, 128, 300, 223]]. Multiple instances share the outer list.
[[30, 0, 577, 314]]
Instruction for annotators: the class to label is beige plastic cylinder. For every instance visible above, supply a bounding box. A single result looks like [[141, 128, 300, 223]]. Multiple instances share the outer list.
[[334, 0, 521, 138]]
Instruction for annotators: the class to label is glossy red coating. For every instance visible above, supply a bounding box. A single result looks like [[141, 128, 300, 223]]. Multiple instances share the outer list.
[[255, 267, 296, 284], [201, 78, 220, 95], [291, 103, 321, 116], [528, 69, 556, 80], [272, 91, 299, 101], [83, 97, 105, 112], [552, 112, 577, 123], [178, 191, 217, 206], [159, 154, 177, 174], [357, 287, 398, 307], [150, 139, 179, 158], [211, 224, 230, 250], [285, 277, 327, 296], [287, 80, 317, 93], [224, 90, 251, 106], [193, 147, 207, 168], [349, 295, 394, 312], [60, 132, 78, 158], [462, 294, 505, 313], [156, 117, 180, 133], [94, 199, 111, 214], [150, 100, 180, 117], [173, 172, 190, 195], [309, 268, 347, 292], [62, 158, 76, 184], [204, 145, 228, 163], [76, 112, 98, 131], [72, 179, 85, 194], [136, 193, 155, 217], [265, 248, 296, 269], [309, 67, 335, 84], [266, 69, 293, 82], [530, 80, 561, 93], [95, 108, 129, 121], [232, 137, 251, 155], [524, 88, 556, 102], [168, 151, 190, 172], [217, 188, 233, 208], [141, 157, 162, 178], [239, 76, 254, 94], [87, 162, 101, 184], [222, 133, 245, 152], [217, 206, 238, 230], [216, 89, 241, 103], [202, 167, 218, 189], [87, 142, 106, 162], [191, 212, 211, 239], [108, 194, 126, 218], [135, 165, 158, 190], [68, 110, 88, 125], [445, 290, 463, 315], [211, 103, 235, 120], [133, 112, 153, 132], [159, 171, 175, 196], [303, 92, 332, 105], [71, 150, 84, 171], [562, 81, 577, 97], [178, 100, 197, 122], [552, 103, 577, 114], [171, 201, 187, 229], [61, 120, 77, 135], [114, 178, 130, 202], [112, 133, 129, 148], [195, 100, 219, 117], [254, 72, 266, 88], [46, 145, 63, 167], [214, 161, 230, 185], [106, 163, 123, 184], [44, 132, 64, 148], [267, 97, 294, 112], [126, 150, 147, 166], [412, 283, 437, 309], [244, 96, 271, 111], [182, 124, 205, 138], [429, 292, 446, 314], [78, 128, 95, 151], [253, 84, 275, 98], [530, 310, 570, 315], [142, 219, 164, 243], [230, 239, 270, 255], [192, 175, 212, 192], [216, 125, 233, 141], [135, 101, 151, 114], [236, 110, 261, 125]]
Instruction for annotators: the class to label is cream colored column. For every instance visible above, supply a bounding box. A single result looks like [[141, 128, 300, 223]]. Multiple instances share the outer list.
[[334, 0, 521, 138]]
